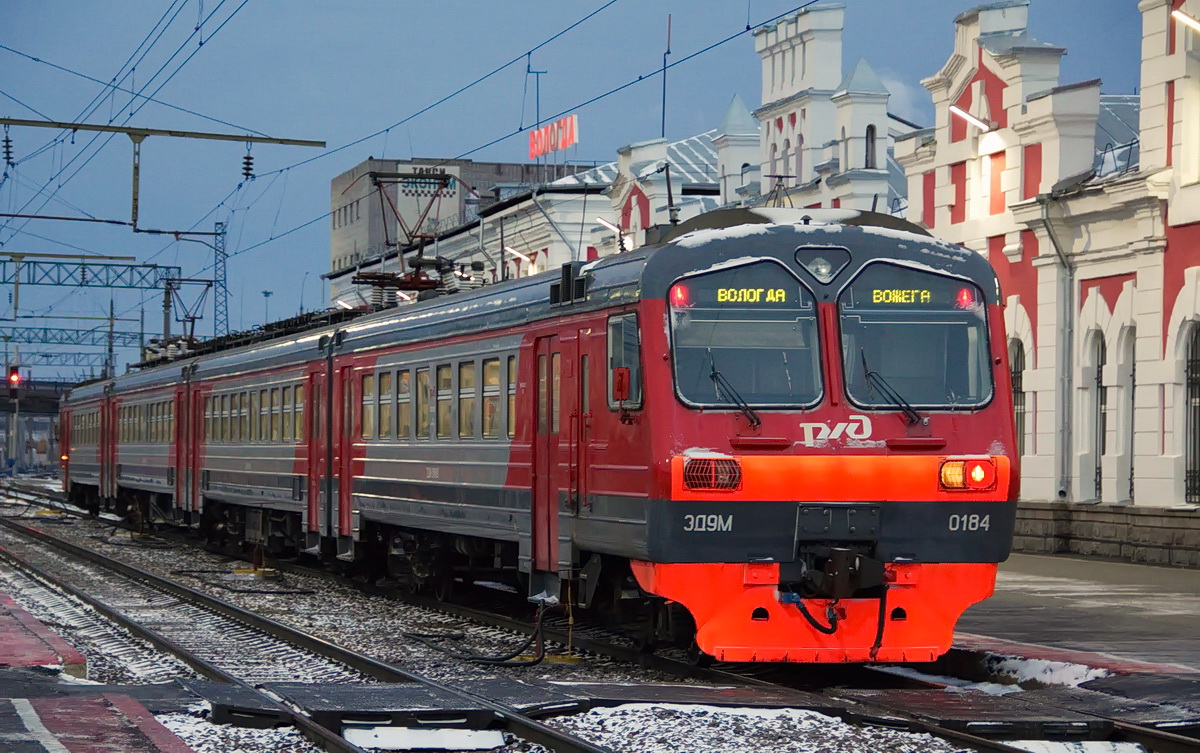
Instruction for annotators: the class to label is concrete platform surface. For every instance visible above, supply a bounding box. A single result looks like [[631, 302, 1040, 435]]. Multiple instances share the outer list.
[[0, 694, 193, 752], [0, 594, 86, 677], [957, 553, 1200, 673]]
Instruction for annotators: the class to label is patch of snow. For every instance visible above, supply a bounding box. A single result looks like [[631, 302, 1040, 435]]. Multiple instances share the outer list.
[[874, 665, 1021, 695], [550, 703, 965, 753], [157, 711, 323, 753], [681, 447, 734, 459], [986, 655, 1110, 687], [1006, 743, 1145, 753], [673, 225, 774, 248]]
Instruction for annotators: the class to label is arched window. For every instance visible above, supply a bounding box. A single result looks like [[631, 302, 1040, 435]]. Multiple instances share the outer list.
[[740, 162, 751, 183], [1009, 339, 1026, 458], [782, 139, 791, 182], [1093, 333, 1107, 501], [1187, 326, 1200, 503], [841, 127, 848, 170], [865, 124, 878, 169]]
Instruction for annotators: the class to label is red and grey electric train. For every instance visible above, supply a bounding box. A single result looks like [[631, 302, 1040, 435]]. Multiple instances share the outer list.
[[60, 208, 1017, 663]]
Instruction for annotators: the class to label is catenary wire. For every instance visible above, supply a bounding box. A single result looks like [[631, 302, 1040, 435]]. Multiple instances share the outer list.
[[0, 43, 270, 137]]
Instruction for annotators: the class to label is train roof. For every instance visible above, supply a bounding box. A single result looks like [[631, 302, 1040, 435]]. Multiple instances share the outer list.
[[65, 209, 998, 403]]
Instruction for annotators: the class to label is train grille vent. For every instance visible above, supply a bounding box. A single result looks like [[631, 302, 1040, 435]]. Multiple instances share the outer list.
[[683, 458, 742, 491]]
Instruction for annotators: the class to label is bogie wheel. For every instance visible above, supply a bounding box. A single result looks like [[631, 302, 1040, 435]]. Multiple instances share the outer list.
[[432, 571, 455, 603], [687, 640, 714, 668]]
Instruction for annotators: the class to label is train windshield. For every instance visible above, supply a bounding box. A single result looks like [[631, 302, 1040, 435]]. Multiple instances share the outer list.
[[669, 261, 821, 407], [839, 263, 993, 409]]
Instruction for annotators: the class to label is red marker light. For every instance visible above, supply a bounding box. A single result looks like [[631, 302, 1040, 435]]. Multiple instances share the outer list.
[[669, 283, 692, 308], [7, 370, 19, 385], [956, 287, 975, 309]]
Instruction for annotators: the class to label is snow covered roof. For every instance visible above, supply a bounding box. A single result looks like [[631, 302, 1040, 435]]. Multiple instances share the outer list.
[[979, 30, 1064, 55], [955, 0, 1029, 25], [551, 131, 718, 188]]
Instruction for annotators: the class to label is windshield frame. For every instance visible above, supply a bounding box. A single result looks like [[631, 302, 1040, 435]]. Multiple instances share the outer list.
[[667, 258, 824, 410], [837, 260, 995, 412]]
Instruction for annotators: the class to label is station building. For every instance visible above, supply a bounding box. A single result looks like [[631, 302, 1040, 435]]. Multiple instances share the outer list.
[[894, 0, 1199, 565]]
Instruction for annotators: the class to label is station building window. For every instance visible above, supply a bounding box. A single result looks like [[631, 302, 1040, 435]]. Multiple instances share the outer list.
[[1010, 340, 1026, 458], [1093, 333, 1107, 502], [1187, 326, 1200, 504]]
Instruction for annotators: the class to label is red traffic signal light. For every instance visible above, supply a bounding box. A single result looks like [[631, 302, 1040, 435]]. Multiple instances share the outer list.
[[7, 368, 18, 386]]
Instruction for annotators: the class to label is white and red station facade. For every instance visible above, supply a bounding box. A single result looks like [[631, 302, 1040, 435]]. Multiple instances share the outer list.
[[896, 0, 1200, 509]]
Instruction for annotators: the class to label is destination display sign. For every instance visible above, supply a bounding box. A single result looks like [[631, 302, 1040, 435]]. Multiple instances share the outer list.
[[669, 262, 807, 309], [842, 264, 984, 311]]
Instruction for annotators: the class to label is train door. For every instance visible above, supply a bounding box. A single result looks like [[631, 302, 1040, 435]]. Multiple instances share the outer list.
[[100, 396, 115, 501], [334, 363, 355, 556], [533, 335, 571, 577], [305, 365, 327, 549], [188, 388, 204, 513], [59, 409, 70, 494], [571, 329, 593, 514], [173, 384, 186, 513]]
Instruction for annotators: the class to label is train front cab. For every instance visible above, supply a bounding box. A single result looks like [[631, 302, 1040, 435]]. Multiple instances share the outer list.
[[630, 233, 1017, 663]]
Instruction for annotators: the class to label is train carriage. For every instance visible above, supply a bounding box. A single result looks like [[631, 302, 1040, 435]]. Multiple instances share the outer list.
[[61, 208, 1018, 663]]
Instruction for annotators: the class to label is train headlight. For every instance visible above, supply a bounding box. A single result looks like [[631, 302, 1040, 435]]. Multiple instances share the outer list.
[[939, 457, 997, 491]]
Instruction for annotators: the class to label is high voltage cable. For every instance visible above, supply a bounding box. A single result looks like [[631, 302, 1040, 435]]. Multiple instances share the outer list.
[[49, 1, 813, 343], [253, 0, 621, 178], [0, 43, 270, 137], [0, 0, 245, 245], [214, 1, 819, 266], [450, 0, 820, 162], [6, 0, 251, 324], [6, 0, 191, 169]]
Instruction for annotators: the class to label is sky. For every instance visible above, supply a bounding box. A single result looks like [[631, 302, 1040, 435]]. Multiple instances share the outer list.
[[2, 0, 1141, 379]]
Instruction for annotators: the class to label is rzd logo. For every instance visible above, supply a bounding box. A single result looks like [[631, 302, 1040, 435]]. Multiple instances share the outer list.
[[799, 414, 873, 447]]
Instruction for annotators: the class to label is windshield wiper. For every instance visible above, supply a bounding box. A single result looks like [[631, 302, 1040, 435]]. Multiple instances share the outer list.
[[708, 348, 762, 428], [860, 349, 923, 426]]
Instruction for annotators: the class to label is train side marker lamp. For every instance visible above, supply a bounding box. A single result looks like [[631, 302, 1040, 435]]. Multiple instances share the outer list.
[[1174, 9, 1200, 34], [949, 105, 993, 133]]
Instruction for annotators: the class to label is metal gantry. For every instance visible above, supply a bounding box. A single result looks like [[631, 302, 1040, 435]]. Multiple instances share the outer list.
[[0, 257, 181, 289], [0, 326, 141, 348], [26, 352, 110, 368]]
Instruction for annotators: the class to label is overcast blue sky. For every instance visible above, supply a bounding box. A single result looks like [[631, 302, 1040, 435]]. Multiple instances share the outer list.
[[2, 1, 1140, 377]]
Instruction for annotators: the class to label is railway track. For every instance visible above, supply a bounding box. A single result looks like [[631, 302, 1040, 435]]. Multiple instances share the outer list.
[[5, 481, 1200, 753], [0, 488, 617, 753]]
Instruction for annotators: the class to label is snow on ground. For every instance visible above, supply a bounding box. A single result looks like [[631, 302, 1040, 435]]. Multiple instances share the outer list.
[[984, 655, 1110, 687], [547, 704, 964, 753], [157, 703, 324, 753]]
